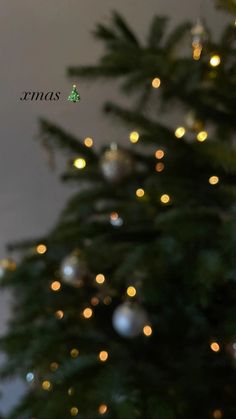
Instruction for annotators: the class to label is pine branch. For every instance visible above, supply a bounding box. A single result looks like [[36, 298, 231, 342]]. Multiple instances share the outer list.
[[111, 11, 139, 45], [39, 119, 97, 160], [165, 22, 192, 51], [93, 23, 117, 42], [103, 101, 174, 141], [216, 0, 236, 13], [148, 16, 169, 47], [6, 238, 47, 253]]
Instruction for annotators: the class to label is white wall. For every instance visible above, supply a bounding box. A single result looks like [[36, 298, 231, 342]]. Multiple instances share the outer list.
[[0, 0, 229, 414]]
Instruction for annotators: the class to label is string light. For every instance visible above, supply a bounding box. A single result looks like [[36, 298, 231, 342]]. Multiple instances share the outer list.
[[70, 348, 79, 358], [55, 310, 64, 319], [210, 54, 221, 67], [209, 176, 219, 185], [193, 44, 202, 61], [42, 380, 52, 391], [155, 162, 165, 172], [110, 212, 119, 221], [143, 325, 153, 336], [50, 281, 61, 292], [95, 274, 106, 284], [103, 296, 112, 305], [129, 131, 140, 143], [36, 244, 47, 254], [136, 188, 145, 198], [209, 70, 217, 80], [50, 362, 59, 372], [155, 149, 165, 159], [73, 158, 86, 169], [91, 296, 99, 306], [68, 387, 75, 396], [98, 404, 108, 415], [160, 194, 170, 204], [126, 286, 137, 297], [26, 372, 35, 383], [152, 77, 161, 89], [83, 307, 93, 319], [84, 137, 93, 147], [70, 407, 79, 416], [197, 131, 208, 142], [99, 350, 109, 362], [110, 212, 123, 227], [210, 341, 220, 352], [175, 127, 186, 138], [212, 409, 223, 419]]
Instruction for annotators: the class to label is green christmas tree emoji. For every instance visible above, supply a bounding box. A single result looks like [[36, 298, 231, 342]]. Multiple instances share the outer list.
[[68, 84, 80, 102]]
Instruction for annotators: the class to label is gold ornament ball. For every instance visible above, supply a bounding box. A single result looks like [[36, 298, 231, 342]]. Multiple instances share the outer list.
[[0, 258, 16, 278]]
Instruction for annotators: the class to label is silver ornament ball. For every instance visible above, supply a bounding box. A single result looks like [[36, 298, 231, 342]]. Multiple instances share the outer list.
[[112, 302, 148, 338], [60, 253, 87, 287], [191, 20, 205, 40], [100, 145, 133, 183]]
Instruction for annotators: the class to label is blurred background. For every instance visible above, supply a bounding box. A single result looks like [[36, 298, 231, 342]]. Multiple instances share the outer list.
[[0, 0, 230, 414]]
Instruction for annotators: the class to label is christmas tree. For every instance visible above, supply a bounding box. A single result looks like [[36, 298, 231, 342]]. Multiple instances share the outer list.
[[68, 84, 81, 102], [1, 7, 236, 419]]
